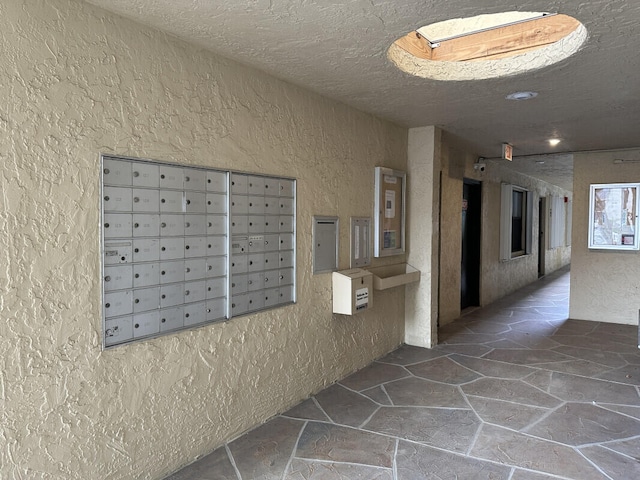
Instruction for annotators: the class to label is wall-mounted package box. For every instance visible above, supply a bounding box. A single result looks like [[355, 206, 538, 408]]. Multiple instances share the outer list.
[[332, 268, 373, 315]]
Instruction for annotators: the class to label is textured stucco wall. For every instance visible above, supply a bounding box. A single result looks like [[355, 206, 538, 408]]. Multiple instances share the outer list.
[[570, 149, 640, 324], [0, 1, 407, 478], [437, 134, 572, 324]]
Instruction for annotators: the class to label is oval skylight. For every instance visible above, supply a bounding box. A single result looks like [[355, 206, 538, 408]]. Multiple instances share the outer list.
[[388, 12, 587, 81]]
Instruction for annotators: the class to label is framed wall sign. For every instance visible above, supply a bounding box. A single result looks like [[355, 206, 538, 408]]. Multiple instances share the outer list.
[[588, 183, 639, 250], [374, 167, 406, 257]]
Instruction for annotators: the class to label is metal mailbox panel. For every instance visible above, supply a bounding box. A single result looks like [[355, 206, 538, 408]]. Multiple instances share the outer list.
[[231, 215, 248, 234], [159, 165, 184, 189], [133, 287, 160, 313], [248, 216, 265, 234], [132, 189, 159, 212], [207, 215, 227, 234], [263, 252, 279, 271], [206, 277, 226, 299], [184, 171, 206, 191], [231, 293, 248, 316], [207, 235, 226, 256], [104, 242, 132, 265], [279, 233, 294, 251], [184, 215, 207, 236], [263, 234, 279, 252], [185, 192, 207, 213], [247, 176, 265, 195], [247, 272, 264, 292], [133, 263, 160, 288], [231, 238, 248, 255], [248, 196, 266, 214], [105, 316, 134, 346], [231, 195, 249, 215], [104, 214, 132, 238], [279, 285, 294, 303], [206, 256, 226, 277], [206, 298, 226, 321], [103, 159, 132, 186], [104, 265, 133, 291], [160, 260, 185, 284], [248, 235, 265, 253], [104, 290, 133, 317], [246, 292, 265, 312], [279, 250, 294, 268], [230, 174, 248, 194], [132, 162, 159, 187], [231, 255, 248, 274], [160, 190, 185, 213], [103, 186, 132, 212], [184, 258, 207, 281], [247, 253, 265, 272], [264, 199, 279, 215], [160, 284, 184, 308], [264, 178, 279, 195], [264, 287, 280, 308], [133, 214, 160, 237], [133, 239, 159, 262], [184, 280, 207, 304], [159, 214, 184, 237], [279, 267, 294, 286], [264, 216, 279, 233], [206, 171, 227, 193], [279, 198, 294, 215], [160, 306, 184, 332], [279, 215, 294, 232], [206, 193, 227, 214], [231, 274, 248, 295], [184, 302, 207, 326], [160, 237, 185, 260], [184, 236, 208, 258], [279, 179, 294, 197], [133, 311, 160, 338]]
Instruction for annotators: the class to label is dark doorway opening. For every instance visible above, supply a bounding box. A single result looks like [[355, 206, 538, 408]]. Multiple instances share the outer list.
[[461, 179, 481, 309], [538, 197, 546, 277]]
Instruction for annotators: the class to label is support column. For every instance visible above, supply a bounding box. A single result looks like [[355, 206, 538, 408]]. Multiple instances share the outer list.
[[405, 126, 440, 347]]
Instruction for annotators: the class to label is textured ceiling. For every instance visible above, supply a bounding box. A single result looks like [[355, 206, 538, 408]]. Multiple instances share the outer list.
[[82, 0, 640, 192]]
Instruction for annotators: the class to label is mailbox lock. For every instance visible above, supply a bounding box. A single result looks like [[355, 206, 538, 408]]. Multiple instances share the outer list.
[[103, 168, 110, 174], [185, 222, 191, 228], [134, 323, 139, 328], [133, 197, 139, 203], [135, 274, 140, 278], [105, 303, 111, 308], [185, 290, 190, 296], [186, 268, 191, 273], [161, 318, 166, 323], [133, 171, 139, 177], [104, 276, 111, 282], [104, 196, 110, 201], [134, 298, 140, 304]]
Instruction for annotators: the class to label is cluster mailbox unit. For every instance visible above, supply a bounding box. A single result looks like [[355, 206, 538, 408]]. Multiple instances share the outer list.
[[101, 155, 296, 348]]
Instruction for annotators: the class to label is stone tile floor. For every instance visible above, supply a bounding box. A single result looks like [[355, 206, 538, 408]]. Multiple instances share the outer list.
[[167, 267, 640, 479]]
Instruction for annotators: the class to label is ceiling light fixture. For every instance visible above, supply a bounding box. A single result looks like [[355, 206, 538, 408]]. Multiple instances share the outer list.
[[506, 91, 538, 101], [548, 138, 561, 146]]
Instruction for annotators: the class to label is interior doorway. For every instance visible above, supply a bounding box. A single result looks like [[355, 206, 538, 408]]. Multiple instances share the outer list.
[[461, 179, 481, 309], [538, 197, 546, 277]]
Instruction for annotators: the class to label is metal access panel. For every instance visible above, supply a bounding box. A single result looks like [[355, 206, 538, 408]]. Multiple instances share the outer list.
[[313, 216, 339, 274], [350, 217, 371, 268]]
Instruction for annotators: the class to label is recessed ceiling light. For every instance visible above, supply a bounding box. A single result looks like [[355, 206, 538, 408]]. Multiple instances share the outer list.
[[506, 91, 538, 101], [549, 138, 561, 146]]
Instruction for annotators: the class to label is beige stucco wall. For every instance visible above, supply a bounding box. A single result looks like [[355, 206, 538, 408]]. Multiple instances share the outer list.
[[570, 149, 640, 325], [438, 134, 572, 325], [0, 1, 408, 478]]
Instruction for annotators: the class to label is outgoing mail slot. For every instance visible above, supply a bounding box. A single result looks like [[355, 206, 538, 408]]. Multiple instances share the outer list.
[[247, 253, 265, 272], [104, 290, 133, 317], [279, 250, 294, 268], [231, 216, 248, 234], [159, 190, 184, 213], [231, 255, 248, 274], [263, 252, 279, 271], [247, 176, 265, 195], [133, 287, 159, 313], [184, 302, 206, 326], [132, 214, 160, 237], [103, 159, 132, 186], [264, 215, 279, 233], [104, 214, 132, 238], [185, 192, 206, 213], [132, 162, 159, 188], [279, 267, 294, 286], [103, 186, 132, 212], [263, 234, 279, 252], [264, 177, 279, 196], [248, 235, 265, 253], [206, 193, 227, 214], [230, 174, 248, 194], [247, 272, 264, 292], [132, 189, 160, 213], [207, 235, 227, 256], [248, 196, 265, 214], [183, 170, 206, 191], [184, 236, 207, 258], [133, 310, 160, 338], [279, 198, 294, 215], [184, 258, 207, 281], [231, 274, 248, 294], [264, 287, 280, 308], [184, 215, 207, 236], [159, 165, 184, 189], [160, 214, 184, 237], [133, 239, 159, 262], [104, 315, 133, 346], [160, 260, 185, 284], [184, 280, 207, 304], [279, 215, 294, 232], [206, 298, 226, 321], [206, 171, 227, 193], [104, 242, 132, 265], [206, 277, 226, 299], [104, 265, 133, 291], [160, 237, 185, 260], [160, 283, 184, 308], [160, 306, 184, 332], [133, 263, 160, 288], [230, 195, 249, 215], [248, 216, 265, 234], [207, 215, 227, 235], [279, 233, 294, 250], [206, 256, 227, 277]]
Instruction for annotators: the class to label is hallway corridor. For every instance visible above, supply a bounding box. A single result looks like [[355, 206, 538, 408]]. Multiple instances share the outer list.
[[167, 268, 640, 479]]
